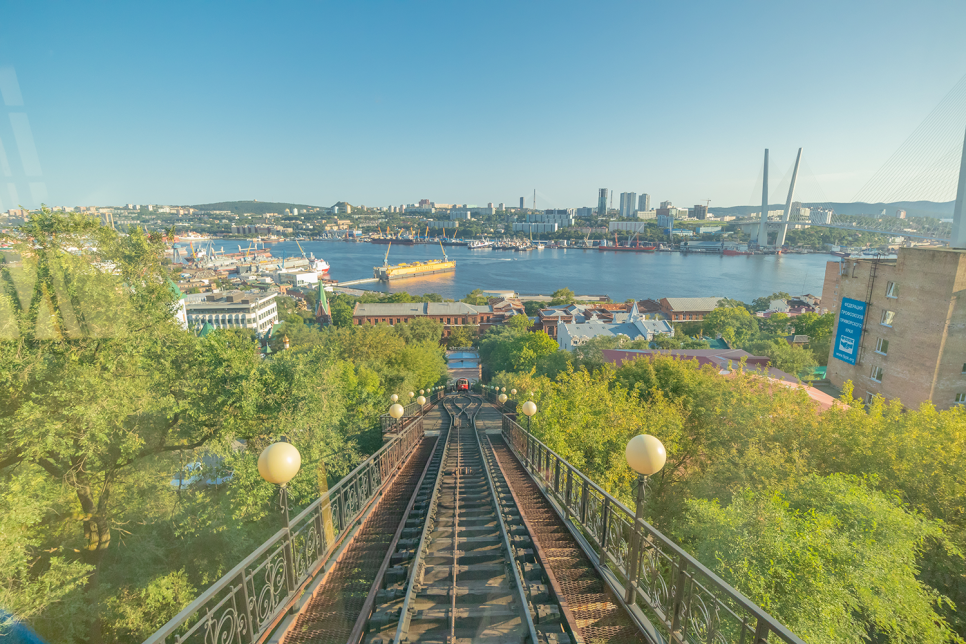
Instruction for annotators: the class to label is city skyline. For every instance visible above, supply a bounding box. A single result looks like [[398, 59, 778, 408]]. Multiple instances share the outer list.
[[2, 1, 966, 210]]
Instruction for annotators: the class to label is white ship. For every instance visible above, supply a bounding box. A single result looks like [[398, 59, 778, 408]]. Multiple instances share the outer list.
[[468, 239, 492, 249]]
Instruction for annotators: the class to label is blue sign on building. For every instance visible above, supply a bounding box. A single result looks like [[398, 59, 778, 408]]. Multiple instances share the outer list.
[[833, 297, 867, 365]]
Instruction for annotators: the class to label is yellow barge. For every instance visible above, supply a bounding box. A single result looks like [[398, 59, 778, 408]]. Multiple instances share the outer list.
[[374, 241, 456, 281]]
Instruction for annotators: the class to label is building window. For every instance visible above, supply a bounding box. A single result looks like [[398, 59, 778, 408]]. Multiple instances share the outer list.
[[870, 365, 883, 382], [957, 393, 966, 404], [886, 281, 899, 299], [880, 310, 895, 327], [875, 338, 889, 355], [962, 363, 966, 374], [866, 392, 875, 405]]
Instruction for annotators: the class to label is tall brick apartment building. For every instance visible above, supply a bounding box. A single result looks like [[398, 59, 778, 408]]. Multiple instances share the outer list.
[[822, 247, 966, 409]]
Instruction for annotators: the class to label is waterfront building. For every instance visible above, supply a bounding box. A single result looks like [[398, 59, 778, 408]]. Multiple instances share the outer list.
[[638, 194, 650, 211], [185, 291, 278, 336], [529, 211, 574, 226], [823, 247, 966, 410], [609, 221, 652, 233], [512, 222, 558, 234], [659, 297, 722, 322], [352, 301, 497, 339]]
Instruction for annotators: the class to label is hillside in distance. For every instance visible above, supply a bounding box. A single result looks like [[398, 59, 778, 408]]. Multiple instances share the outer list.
[[191, 200, 324, 215], [709, 200, 954, 220]]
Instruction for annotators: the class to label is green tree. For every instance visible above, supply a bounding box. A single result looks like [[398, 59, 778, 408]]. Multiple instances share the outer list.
[[550, 287, 576, 305], [1, 210, 268, 640], [395, 317, 444, 345], [751, 291, 791, 312], [684, 475, 956, 644], [703, 305, 759, 346], [461, 289, 489, 305], [330, 299, 354, 327], [523, 301, 544, 316], [742, 338, 817, 376], [505, 314, 532, 331], [759, 311, 790, 336], [446, 324, 477, 348]]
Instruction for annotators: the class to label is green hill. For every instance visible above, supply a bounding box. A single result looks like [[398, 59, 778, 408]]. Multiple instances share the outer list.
[[190, 200, 323, 216]]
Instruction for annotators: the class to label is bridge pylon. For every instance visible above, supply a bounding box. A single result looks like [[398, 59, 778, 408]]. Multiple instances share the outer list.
[[776, 147, 803, 248], [951, 125, 966, 248], [755, 149, 770, 247]]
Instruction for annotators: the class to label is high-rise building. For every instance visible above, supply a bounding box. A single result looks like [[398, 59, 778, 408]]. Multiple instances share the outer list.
[[693, 204, 708, 220], [896, 209, 907, 219], [619, 192, 638, 218], [597, 189, 608, 217], [419, 199, 431, 207], [660, 201, 672, 209], [498, 203, 505, 211], [638, 194, 650, 211], [520, 197, 525, 209]]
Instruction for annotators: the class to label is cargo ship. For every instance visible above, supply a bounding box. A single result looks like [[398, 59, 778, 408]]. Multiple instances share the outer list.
[[374, 241, 456, 281], [723, 249, 752, 256]]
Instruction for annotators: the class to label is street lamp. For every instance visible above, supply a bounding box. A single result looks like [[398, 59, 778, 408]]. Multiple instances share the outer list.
[[389, 402, 404, 431], [258, 442, 302, 529], [623, 434, 666, 604], [420, 389, 425, 395], [498, 393, 508, 404], [501, 387, 506, 393], [390, 394, 398, 403], [408, 391, 415, 400], [521, 400, 537, 432], [417, 395, 426, 405], [510, 389, 517, 396]]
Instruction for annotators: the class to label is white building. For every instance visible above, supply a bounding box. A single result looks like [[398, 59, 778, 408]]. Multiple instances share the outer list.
[[185, 291, 279, 336], [635, 210, 657, 220], [512, 222, 558, 234]]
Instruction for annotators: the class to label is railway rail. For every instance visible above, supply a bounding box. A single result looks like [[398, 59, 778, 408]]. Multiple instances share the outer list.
[[363, 395, 578, 644]]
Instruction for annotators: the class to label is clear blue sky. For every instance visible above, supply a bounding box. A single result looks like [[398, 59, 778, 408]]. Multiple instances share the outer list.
[[2, 0, 965, 210]]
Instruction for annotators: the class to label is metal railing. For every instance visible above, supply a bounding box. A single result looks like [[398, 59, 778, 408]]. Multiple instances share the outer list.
[[379, 390, 444, 432], [501, 414, 805, 644], [144, 417, 426, 644]]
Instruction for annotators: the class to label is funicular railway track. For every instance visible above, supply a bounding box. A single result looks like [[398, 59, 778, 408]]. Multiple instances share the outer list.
[[283, 394, 647, 644], [364, 395, 576, 644]]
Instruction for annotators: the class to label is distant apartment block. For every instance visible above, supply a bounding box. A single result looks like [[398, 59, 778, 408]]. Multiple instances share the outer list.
[[512, 222, 558, 234], [619, 192, 638, 218], [693, 204, 708, 220], [638, 194, 651, 211], [597, 189, 608, 217], [636, 209, 657, 220], [528, 211, 574, 226]]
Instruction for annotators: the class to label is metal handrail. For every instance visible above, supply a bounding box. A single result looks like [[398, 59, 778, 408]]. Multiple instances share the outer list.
[[500, 414, 805, 644], [144, 417, 426, 644], [379, 392, 444, 432]]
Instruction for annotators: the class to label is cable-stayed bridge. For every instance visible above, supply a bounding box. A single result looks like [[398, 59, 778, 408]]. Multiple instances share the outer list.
[[738, 76, 966, 247]]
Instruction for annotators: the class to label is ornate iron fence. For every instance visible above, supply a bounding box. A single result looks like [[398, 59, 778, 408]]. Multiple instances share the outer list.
[[144, 417, 425, 644], [501, 415, 805, 644]]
